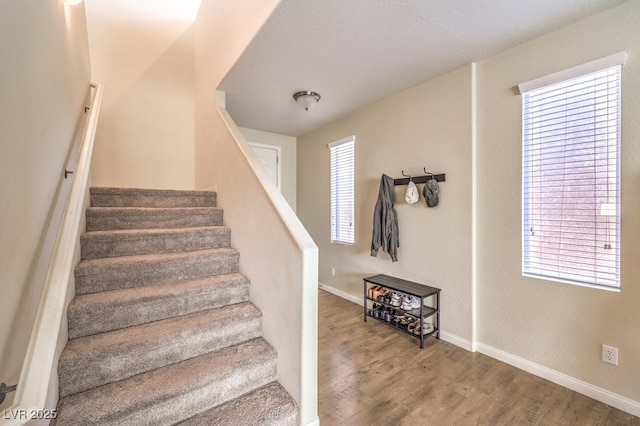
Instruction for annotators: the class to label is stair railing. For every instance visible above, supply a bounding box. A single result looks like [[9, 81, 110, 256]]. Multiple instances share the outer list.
[[1, 82, 103, 425]]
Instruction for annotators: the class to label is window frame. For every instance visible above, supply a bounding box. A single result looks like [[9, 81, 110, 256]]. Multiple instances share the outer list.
[[518, 52, 626, 291], [328, 135, 355, 245]]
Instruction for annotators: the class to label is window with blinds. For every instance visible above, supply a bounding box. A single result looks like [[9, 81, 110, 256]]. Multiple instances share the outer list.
[[329, 136, 355, 245], [519, 52, 625, 290]]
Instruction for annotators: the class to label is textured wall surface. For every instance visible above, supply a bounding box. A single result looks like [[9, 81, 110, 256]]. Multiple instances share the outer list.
[[297, 0, 640, 407], [86, 0, 196, 189], [476, 1, 640, 402], [0, 0, 91, 407], [297, 65, 474, 342]]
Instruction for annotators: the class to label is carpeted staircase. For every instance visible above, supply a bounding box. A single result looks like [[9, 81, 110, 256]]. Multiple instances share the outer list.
[[53, 187, 298, 426]]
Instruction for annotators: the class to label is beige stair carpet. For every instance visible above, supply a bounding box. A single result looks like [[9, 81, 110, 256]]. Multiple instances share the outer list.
[[53, 187, 298, 426]]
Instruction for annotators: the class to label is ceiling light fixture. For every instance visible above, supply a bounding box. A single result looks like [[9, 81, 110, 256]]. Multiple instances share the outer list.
[[293, 91, 321, 111]]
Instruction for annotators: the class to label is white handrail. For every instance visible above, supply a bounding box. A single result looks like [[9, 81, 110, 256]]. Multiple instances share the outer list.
[[1, 83, 103, 425]]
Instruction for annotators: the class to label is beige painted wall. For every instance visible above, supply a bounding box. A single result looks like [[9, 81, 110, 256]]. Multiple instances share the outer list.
[[239, 127, 297, 211], [195, 2, 320, 426], [297, 65, 475, 342], [0, 0, 91, 406], [85, 0, 195, 189], [298, 0, 640, 408], [476, 1, 640, 402]]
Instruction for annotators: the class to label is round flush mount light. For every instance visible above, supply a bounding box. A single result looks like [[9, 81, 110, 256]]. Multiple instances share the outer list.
[[293, 91, 321, 111]]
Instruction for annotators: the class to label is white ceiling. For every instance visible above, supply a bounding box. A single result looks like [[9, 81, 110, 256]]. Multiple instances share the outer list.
[[219, 0, 627, 137]]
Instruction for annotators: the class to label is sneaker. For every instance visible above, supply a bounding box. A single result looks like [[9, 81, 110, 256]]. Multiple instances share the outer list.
[[410, 296, 421, 310], [401, 296, 413, 311], [390, 292, 402, 307]]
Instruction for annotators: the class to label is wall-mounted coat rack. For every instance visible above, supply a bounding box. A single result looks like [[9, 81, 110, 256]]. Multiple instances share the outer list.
[[393, 168, 446, 186]]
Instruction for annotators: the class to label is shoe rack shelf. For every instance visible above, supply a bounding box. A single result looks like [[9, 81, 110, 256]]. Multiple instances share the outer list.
[[363, 274, 440, 349]]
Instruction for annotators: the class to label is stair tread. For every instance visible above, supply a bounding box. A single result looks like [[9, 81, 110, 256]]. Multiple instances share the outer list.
[[54, 338, 277, 426], [91, 187, 216, 198], [86, 207, 224, 231], [82, 225, 228, 237], [75, 247, 240, 295], [60, 302, 262, 397], [68, 273, 250, 338], [76, 247, 237, 271], [177, 382, 298, 426], [90, 187, 217, 208], [87, 206, 222, 214], [81, 226, 231, 259]]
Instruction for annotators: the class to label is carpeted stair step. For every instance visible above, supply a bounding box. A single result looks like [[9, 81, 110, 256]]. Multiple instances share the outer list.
[[177, 382, 298, 426], [90, 187, 217, 208], [75, 248, 239, 295], [81, 226, 231, 259], [59, 302, 262, 397], [53, 338, 277, 426], [68, 273, 250, 339], [86, 207, 224, 231]]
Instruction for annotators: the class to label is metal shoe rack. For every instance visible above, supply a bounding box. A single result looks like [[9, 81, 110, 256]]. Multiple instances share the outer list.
[[363, 274, 440, 349]]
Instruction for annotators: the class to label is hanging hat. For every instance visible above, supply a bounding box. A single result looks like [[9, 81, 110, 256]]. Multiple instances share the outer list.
[[405, 180, 419, 204], [423, 178, 439, 207]]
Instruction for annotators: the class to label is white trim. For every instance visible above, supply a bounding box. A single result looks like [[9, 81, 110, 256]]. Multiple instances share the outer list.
[[305, 416, 320, 426], [327, 134, 355, 149], [440, 331, 475, 352], [477, 343, 640, 417], [470, 61, 478, 353], [248, 141, 282, 191], [5, 83, 103, 425], [518, 51, 627, 93], [318, 282, 362, 306]]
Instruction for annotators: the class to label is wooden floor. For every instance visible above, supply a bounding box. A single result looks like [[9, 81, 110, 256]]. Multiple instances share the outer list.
[[318, 289, 639, 426]]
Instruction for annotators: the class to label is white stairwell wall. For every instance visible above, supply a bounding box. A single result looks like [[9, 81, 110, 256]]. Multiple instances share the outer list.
[[194, 2, 319, 425], [0, 0, 91, 416]]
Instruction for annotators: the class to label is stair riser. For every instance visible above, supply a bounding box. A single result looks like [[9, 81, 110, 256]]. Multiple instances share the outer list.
[[75, 251, 239, 295], [90, 188, 216, 208], [68, 275, 250, 339], [86, 209, 223, 231], [81, 228, 231, 259], [60, 307, 262, 397], [53, 339, 277, 426]]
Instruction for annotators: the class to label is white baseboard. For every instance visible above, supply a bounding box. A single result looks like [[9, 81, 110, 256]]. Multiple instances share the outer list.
[[439, 331, 474, 352], [477, 343, 640, 418], [319, 282, 640, 417], [318, 282, 363, 306], [305, 417, 320, 426]]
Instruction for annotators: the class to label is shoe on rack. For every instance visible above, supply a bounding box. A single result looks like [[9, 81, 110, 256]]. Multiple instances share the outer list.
[[390, 292, 402, 307], [422, 322, 434, 334], [410, 296, 421, 310], [401, 295, 413, 311]]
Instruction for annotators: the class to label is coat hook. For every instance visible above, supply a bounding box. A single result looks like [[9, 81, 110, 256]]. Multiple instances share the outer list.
[[65, 169, 74, 179], [401, 170, 411, 178]]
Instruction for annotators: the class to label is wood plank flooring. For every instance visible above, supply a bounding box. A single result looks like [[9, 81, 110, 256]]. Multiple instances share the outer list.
[[318, 289, 639, 425]]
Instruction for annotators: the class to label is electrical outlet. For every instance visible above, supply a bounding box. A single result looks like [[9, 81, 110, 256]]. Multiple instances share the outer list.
[[602, 344, 618, 366], [330, 267, 336, 276]]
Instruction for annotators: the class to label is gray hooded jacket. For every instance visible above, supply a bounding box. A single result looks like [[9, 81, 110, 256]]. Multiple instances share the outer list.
[[370, 173, 399, 262]]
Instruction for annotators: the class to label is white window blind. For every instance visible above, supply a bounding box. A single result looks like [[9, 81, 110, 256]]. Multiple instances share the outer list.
[[520, 54, 625, 290], [329, 136, 355, 245]]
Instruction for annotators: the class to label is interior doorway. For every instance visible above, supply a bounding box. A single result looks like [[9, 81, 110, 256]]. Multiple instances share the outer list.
[[249, 142, 281, 191]]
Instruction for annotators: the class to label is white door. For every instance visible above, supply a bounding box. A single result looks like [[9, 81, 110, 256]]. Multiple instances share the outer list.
[[249, 142, 281, 190]]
